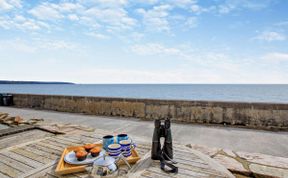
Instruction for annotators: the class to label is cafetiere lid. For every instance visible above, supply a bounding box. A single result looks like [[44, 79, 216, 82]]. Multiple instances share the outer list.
[[94, 155, 115, 166]]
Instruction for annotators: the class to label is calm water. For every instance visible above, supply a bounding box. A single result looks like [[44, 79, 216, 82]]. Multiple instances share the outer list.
[[0, 84, 288, 103]]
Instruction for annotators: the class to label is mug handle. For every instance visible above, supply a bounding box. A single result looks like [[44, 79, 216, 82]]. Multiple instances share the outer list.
[[129, 138, 137, 149]]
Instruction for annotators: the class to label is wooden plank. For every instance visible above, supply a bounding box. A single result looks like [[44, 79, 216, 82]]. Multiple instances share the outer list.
[[128, 151, 152, 175], [26, 144, 62, 156], [0, 152, 43, 168], [32, 143, 63, 155], [80, 132, 106, 140], [76, 133, 95, 138], [55, 137, 83, 145], [60, 127, 78, 133], [149, 159, 210, 174], [22, 146, 59, 160], [81, 131, 108, 137], [81, 138, 101, 144], [36, 141, 65, 152], [83, 137, 101, 144], [47, 137, 80, 146], [150, 161, 223, 177], [173, 146, 201, 155], [134, 144, 150, 158], [40, 139, 68, 149], [82, 134, 104, 139], [44, 137, 73, 146], [139, 175, 153, 178], [173, 162, 225, 177], [43, 173, 59, 178], [0, 162, 23, 178], [0, 125, 33, 137], [56, 136, 86, 144], [175, 156, 210, 168], [46, 172, 62, 178], [171, 158, 209, 170], [64, 134, 99, 139], [61, 135, 84, 141], [174, 155, 206, 165], [136, 146, 150, 151], [129, 149, 225, 178], [11, 148, 53, 164], [136, 149, 150, 154], [0, 172, 10, 178], [22, 161, 56, 178], [136, 150, 150, 157], [174, 151, 200, 160], [49, 172, 80, 178], [70, 135, 102, 144], [74, 132, 97, 139], [57, 135, 99, 145], [141, 169, 176, 178], [147, 166, 210, 178], [150, 161, 218, 177], [136, 145, 150, 150], [136, 148, 149, 153], [137, 150, 150, 157], [0, 154, 33, 172], [0, 130, 53, 150], [73, 172, 90, 178], [135, 144, 151, 150]]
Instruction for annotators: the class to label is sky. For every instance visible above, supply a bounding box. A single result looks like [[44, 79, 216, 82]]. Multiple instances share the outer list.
[[0, 0, 288, 84]]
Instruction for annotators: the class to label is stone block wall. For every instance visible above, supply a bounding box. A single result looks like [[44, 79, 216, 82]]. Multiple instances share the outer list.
[[11, 94, 288, 130]]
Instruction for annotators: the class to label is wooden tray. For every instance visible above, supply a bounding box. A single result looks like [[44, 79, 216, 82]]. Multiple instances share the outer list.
[[55, 143, 141, 175]]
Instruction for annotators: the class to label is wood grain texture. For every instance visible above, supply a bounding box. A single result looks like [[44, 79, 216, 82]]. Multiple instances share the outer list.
[[0, 152, 43, 168], [44, 138, 75, 147], [11, 148, 53, 164], [129, 145, 233, 178], [37, 140, 66, 151], [0, 129, 53, 149], [21, 161, 57, 178], [0, 154, 34, 172], [22, 145, 59, 160], [0, 127, 233, 178], [26, 143, 62, 156], [0, 162, 23, 178], [0, 172, 10, 178]]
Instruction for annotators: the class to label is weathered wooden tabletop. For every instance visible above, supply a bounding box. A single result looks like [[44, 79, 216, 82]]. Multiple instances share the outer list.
[[0, 126, 234, 178]]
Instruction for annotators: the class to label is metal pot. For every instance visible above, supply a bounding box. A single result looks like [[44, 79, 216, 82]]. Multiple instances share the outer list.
[[92, 155, 117, 176], [89, 153, 131, 177]]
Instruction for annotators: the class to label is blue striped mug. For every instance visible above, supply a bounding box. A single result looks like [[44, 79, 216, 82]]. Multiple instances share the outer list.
[[119, 139, 135, 157], [108, 144, 122, 158]]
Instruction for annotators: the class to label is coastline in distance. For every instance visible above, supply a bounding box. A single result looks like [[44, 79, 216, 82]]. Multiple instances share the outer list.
[[0, 80, 74, 85]]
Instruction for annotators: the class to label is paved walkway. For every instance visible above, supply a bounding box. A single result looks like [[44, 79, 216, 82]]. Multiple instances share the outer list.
[[1, 106, 288, 157]]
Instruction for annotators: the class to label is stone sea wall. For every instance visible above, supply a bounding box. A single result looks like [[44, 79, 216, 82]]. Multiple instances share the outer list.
[[11, 93, 288, 130]]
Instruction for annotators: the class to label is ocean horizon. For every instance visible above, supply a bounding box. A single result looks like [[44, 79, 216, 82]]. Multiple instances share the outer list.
[[1, 84, 288, 103]]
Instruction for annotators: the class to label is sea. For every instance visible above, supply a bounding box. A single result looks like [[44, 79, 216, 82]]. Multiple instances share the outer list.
[[0, 84, 288, 103]]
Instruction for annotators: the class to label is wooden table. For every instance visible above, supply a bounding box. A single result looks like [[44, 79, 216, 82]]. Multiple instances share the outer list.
[[0, 126, 234, 178]]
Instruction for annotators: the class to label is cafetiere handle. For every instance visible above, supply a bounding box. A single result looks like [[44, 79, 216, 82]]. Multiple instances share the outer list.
[[116, 153, 131, 169]]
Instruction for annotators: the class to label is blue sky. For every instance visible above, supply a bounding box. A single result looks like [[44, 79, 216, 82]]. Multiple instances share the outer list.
[[0, 0, 288, 84]]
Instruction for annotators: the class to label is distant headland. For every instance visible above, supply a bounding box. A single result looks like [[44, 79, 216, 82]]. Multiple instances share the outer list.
[[0, 80, 74, 84]]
